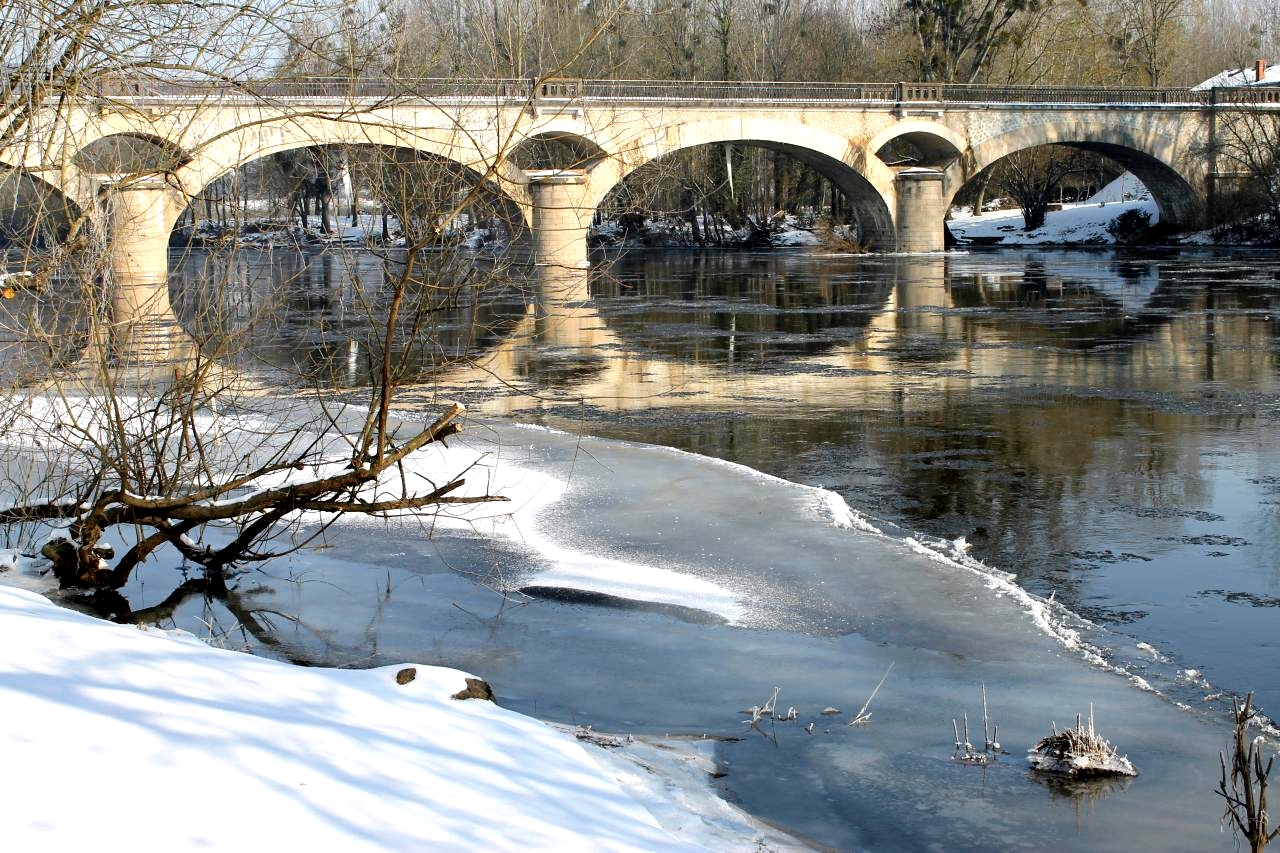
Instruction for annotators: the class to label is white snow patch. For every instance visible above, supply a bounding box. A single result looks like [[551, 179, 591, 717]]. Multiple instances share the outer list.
[[525, 550, 746, 622], [328, 438, 748, 622], [948, 196, 1159, 246], [0, 585, 776, 851], [772, 228, 820, 247]]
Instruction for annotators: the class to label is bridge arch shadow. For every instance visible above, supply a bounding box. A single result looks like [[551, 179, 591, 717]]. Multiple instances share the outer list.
[[74, 133, 192, 175]]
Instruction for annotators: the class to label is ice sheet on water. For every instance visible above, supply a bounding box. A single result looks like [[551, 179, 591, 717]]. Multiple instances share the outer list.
[[451, 423, 1096, 654], [431, 421, 1268, 735], [421, 423, 1239, 850]]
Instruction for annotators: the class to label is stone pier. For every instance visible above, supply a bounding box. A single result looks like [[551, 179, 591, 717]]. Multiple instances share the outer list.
[[99, 176, 191, 366], [527, 170, 593, 269], [894, 169, 946, 253]]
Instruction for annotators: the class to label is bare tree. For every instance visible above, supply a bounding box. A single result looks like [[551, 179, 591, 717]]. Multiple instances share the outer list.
[[1209, 100, 1280, 230], [1217, 693, 1280, 853], [901, 0, 1043, 84], [1111, 0, 1189, 87], [0, 0, 605, 603], [990, 146, 1095, 231]]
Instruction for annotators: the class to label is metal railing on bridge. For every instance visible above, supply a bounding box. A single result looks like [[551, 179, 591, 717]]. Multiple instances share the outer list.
[[88, 76, 531, 100], [575, 79, 899, 102], [82, 74, 1280, 108]]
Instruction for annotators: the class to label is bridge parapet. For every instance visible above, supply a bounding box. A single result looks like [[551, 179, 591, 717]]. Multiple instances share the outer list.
[[72, 76, 1276, 109], [1207, 86, 1280, 105], [88, 75, 533, 102], [924, 83, 1205, 105], [575, 79, 898, 103]]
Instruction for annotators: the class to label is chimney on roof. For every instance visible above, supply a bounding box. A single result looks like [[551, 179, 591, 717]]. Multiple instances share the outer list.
[[1257, 59, 1268, 82]]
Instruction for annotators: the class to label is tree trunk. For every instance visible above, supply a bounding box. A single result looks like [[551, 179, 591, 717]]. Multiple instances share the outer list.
[[1022, 201, 1048, 232], [973, 171, 992, 216]]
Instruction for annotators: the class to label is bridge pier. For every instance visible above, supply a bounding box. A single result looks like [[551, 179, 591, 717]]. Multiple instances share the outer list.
[[895, 169, 946, 253], [528, 170, 593, 269], [98, 177, 190, 366]]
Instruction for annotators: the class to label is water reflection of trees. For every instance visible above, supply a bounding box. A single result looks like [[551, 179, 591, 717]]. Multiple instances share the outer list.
[[590, 252, 894, 367], [563, 252, 1280, 629], [171, 247, 531, 385]]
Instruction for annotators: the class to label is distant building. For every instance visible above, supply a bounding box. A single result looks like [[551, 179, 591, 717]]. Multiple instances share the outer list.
[[1192, 60, 1280, 90]]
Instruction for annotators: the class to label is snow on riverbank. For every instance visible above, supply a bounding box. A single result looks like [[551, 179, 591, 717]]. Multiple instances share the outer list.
[[947, 196, 1160, 245], [0, 584, 792, 851], [0, 396, 771, 850], [946, 173, 1170, 246]]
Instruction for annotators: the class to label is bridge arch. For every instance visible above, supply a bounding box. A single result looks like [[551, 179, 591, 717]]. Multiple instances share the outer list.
[[960, 120, 1206, 229], [869, 121, 966, 169], [169, 119, 534, 238], [510, 132, 607, 171], [0, 160, 87, 243], [581, 117, 897, 250], [0, 163, 95, 385], [73, 133, 192, 175]]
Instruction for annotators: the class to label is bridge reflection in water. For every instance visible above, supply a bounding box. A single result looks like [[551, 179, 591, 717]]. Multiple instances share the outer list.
[[150, 246, 1280, 425]]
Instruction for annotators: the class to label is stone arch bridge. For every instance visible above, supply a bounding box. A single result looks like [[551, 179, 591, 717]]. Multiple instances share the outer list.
[[6, 76, 1275, 325]]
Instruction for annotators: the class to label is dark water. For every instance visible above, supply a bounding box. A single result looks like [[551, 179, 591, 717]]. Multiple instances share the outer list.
[[158, 244, 1280, 850]]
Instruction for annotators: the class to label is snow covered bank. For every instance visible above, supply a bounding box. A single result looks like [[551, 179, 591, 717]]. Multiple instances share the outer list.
[[0, 585, 785, 851], [944, 173, 1173, 246], [947, 197, 1161, 246]]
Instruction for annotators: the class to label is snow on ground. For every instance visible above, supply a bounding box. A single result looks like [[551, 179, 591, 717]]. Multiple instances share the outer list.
[[0, 401, 768, 849], [771, 228, 820, 247], [0, 584, 791, 851], [948, 196, 1159, 246], [947, 174, 1161, 245]]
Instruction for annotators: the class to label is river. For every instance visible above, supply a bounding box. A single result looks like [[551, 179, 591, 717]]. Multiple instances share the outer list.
[[155, 244, 1280, 850]]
